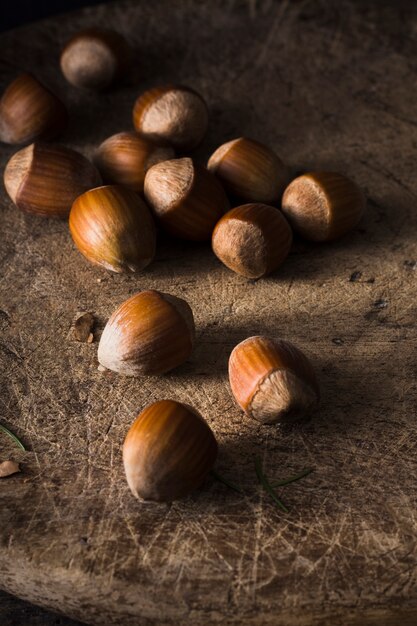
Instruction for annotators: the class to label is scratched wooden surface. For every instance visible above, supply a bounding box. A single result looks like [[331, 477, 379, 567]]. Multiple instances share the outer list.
[[0, 1, 416, 625]]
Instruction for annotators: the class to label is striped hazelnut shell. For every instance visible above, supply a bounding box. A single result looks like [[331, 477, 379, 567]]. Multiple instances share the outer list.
[[144, 157, 229, 241], [94, 131, 174, 192], [123, 399, 218, 502], [60, 29, 131, 90], [229, 336, 319, 424], [207, 137, 289, 203], [281, 172, 366, 242], [4, 143, 101, 218], [69, 185, 156, 273], [212, 203, 292, 278], [0, 73, 68, 145], [98, 290, 195, 376], [133, 85, 208, 151]]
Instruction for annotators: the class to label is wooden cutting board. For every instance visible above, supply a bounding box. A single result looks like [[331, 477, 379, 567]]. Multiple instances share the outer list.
[[0, 1, 416, 624]]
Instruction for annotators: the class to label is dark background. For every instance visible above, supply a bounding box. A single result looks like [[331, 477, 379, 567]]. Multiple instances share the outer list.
[[1, 0, 109, 32]]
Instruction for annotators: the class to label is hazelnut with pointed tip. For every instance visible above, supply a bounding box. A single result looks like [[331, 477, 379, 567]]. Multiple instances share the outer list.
[[60, 29, 131, 90], [69, 185, 156, 273], [123, 399, 218, 502], [208, 137, 288, 203], [144, 157, 229, 240], [94, 131, 174, 192], [281, 172, 366, 241], [212, 203, 292, 278], [229, 336, 319, 424], [133, 85, 208, 151], [98, 290, 195, 376], [0, 73, 67, 145], [4, 143, 100, 218]]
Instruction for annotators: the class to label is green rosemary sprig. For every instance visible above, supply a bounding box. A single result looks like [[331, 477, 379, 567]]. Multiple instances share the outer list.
[[211, 469, 243, 494], [271, 468, 313, 488], [255, 457, 288, 513], [0, 424, 26, 451]]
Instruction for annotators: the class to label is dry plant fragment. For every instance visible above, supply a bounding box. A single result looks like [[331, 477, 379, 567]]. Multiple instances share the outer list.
[[0, 460, 20, 478], [70, 312, 95, 343]]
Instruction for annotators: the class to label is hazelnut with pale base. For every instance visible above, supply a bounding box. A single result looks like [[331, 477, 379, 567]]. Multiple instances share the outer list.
[[229, 336, 319, 424], [212, 203, 292, 279], [281, 172, 365, 242], [98, 290, 195, 376], [133, 85, 208, 151]]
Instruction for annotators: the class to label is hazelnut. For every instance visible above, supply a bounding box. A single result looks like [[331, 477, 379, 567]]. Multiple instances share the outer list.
[[69, 185, 156, 273], [60, 29, 131, 90], [212, 203, 292, 278], [4, 142, 101, 218], [133, 85, 208, 151], [98, 290, 195, 375], [94, 131, 174, 192], [207, 137, 288, 203], [144, 157, 229, 240], [229, 336, 319, 424], [0, 73, 67, 145], [281, 172, 366, 241], [123, 399, 218, 502]]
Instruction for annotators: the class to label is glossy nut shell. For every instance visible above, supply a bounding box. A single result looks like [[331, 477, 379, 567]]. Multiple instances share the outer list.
[[4, 142, 100, 218], [208, 137, 288, 203], [94, 131, 174, 192], [229, 336, 319, 424], [281, 172, 366, 241], [69, 185, 156, 273], [144, 157, 229, 241], [123, 399, 218, 502], [0, 73, 67, 145], [98, 290, 195, 376], [133, 85, 208, 151], [212, 203, 293, 278]]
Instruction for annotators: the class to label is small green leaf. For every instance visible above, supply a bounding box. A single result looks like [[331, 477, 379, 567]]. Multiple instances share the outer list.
[[211, 469, 243, 494], [255, 457, 288, 513], [0, 424, 26, 451], [271, 468, 313, 488]]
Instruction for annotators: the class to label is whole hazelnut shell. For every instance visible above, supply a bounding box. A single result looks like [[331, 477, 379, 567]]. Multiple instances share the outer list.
[[208, 137, 289, 203], [123, 399, 218, 502], [0, 73, 68, 145], [98, 290, 195, 376], [133, 85, 208, 151], [4, 142, 101, 218], [212, 203, 293, 278], [144, 157, 229, 241], [229, 336, 319, 424], [69, 185, 156, 273], [281, 172, 366, 242], [94, 131, 175, 192], [60, 29, 131, 90]]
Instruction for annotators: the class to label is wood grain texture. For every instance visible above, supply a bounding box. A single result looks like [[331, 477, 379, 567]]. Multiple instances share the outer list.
[[0, 1, 416, 625]]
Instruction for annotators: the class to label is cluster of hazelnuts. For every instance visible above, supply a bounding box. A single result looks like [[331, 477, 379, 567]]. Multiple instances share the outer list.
[[1, 29, 365, 503]]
